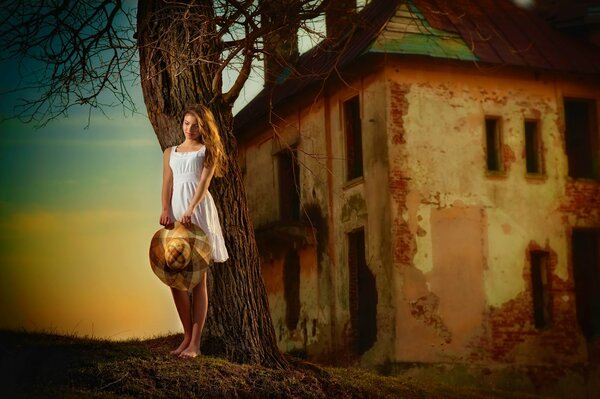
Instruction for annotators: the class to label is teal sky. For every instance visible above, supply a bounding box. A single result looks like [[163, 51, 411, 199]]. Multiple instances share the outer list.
[[0, 0, 368, 339], [0, 35, 266, 339], [0, 87, 166, 339]]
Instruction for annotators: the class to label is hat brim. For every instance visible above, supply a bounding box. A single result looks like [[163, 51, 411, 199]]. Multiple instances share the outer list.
[[149, 222, 212, 291]]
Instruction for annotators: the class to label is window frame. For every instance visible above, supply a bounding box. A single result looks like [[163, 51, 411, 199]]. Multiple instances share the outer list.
[[276, 145, 301, 223], [563, 97, 599, 180], [342, 94, 364, 183], [524, 118, 545, 177], [484, 116, 504, 175], [530, 250, 552, 330]]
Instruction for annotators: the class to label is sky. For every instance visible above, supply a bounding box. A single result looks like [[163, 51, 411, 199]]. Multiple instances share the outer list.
[[0, 104, 170, 339]]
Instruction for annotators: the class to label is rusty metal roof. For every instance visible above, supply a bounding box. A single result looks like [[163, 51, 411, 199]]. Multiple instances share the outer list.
[[411, 0, 600, 72], [235, 0, 600, 133]]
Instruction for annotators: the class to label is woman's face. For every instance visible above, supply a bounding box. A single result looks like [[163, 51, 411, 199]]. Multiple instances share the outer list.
[[182, 113, 201, 141]]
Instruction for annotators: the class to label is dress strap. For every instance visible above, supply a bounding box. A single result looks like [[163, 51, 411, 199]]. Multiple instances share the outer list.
[[168, 146, 176, 165]]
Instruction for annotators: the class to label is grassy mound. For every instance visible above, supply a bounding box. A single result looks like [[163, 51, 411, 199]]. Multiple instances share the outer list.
[[0, 330, 540, 398]]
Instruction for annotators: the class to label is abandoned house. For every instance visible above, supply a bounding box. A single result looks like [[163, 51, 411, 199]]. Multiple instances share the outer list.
[[233, 0, 600, 369]]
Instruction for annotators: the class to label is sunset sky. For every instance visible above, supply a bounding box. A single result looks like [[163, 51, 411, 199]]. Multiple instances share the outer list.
[[0, 35, 268, 340], [0, 67, 269, 339], [0, 0, 319, 340], [0, 104, 170, 339]]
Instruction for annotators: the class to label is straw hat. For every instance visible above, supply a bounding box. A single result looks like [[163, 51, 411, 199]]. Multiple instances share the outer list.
[[149, 221, 212, 292]]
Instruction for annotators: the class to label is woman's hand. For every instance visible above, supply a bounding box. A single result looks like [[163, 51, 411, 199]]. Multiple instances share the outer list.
[[181, 207, 194, 226], [159, 209, 172, 226]]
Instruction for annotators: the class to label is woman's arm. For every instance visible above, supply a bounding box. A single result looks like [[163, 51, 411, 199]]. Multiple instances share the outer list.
[[180, 160, 217, 226], [160, 147, 174, 226]]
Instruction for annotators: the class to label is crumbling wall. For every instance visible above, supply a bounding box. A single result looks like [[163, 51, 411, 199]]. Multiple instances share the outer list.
[[387, 59, 599, 365], [240, 99, 335, 360]]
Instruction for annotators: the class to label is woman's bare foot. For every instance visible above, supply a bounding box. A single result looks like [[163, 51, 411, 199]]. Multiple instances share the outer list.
[[170, 337, 191, 355], [179, 345, 201, 358]]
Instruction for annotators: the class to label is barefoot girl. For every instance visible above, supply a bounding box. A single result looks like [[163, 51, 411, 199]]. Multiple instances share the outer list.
[[159, 104, 229, 358]]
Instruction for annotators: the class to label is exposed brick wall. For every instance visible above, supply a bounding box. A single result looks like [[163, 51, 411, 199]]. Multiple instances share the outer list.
[[389, 81, 415, 268], [409, 293, 452, 343], [390, 82, 409, 146], [389, 171, 415, 266], [559, 180, 600, 224], [468, 242, 584, 364], [502, 143, 517, 172]]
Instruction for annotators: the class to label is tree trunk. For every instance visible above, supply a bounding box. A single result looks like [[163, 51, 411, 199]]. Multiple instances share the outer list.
[[137, 0, 287, 368]]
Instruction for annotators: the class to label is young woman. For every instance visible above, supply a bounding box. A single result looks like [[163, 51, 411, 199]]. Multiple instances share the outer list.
[[159, 104, 229, 358]]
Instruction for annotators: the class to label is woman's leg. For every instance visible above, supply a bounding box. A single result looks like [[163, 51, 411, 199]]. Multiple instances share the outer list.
[[170, 287, 193, 355], [180, 272, 208, 358]]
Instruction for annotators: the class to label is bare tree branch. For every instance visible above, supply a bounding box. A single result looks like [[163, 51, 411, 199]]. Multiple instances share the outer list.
[[0, 0, 344, 125], [0, 0, 138, 127], [222, 40, 254, 104]]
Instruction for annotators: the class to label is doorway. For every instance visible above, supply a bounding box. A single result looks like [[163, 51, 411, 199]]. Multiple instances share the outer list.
[[348, 228, 377, 354], [572, 230, 600, 340]]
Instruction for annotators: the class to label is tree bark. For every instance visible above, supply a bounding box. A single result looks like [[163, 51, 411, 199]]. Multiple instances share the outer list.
[[137, 0, 287, 368]]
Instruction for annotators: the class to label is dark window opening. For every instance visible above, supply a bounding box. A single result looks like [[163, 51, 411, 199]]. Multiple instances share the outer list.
[[530, 250, 552, 329], [525, 120, 543, 174], [284, 249, 300, 330], [572, 230, 600, 341], [278, 147, 300, 222], [344, 96, 363, 181], [485, 117, 503, 172], [348, 228, 377, 354], [564, 98, 598, 179]]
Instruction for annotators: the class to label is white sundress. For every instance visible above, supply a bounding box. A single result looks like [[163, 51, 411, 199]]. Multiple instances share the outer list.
[[169, 145, 229, 263]]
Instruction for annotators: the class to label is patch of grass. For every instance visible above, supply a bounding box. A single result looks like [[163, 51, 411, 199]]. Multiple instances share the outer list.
[[0, 329, 545, 398]]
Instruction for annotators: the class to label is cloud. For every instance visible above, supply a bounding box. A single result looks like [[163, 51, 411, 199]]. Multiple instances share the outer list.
[[0, 113, 158, 148], [0, 202, 176, 340], [0, 208, 147, 236], [1, 131, 157, 149]]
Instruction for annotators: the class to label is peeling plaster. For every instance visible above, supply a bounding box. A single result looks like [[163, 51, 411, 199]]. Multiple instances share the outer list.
[[410, 293, 452, 343], [241, 58, 599, 367], [413, 205, 433, 275], [341, 193, 367, 223]]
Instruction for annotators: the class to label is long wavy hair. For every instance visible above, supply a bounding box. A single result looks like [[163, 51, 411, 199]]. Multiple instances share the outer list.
[[181, 104, 227, 178]]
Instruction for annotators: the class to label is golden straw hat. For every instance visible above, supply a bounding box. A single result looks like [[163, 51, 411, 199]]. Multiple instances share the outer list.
[[149, 221, 212, 292]]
